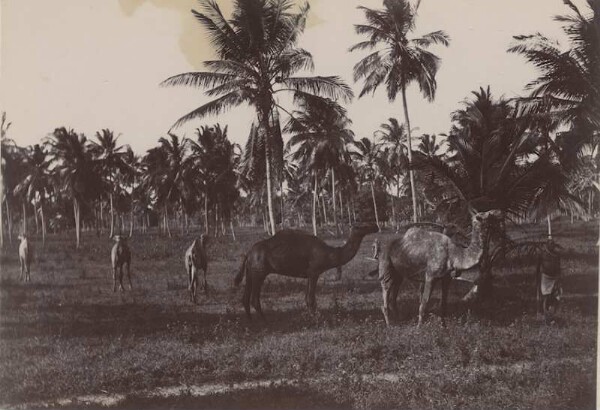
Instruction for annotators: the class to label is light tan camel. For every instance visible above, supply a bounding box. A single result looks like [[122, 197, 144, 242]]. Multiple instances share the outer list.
[[111, 235, 132, 292], [184, 235, 209, 304], [18, 234, 32, 282], [234, 223, 379, 320], [378, 210, 502, 326]]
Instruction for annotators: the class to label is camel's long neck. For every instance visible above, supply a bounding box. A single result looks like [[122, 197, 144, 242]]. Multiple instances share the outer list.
[[327, 232, 365, 269], [451, 222, 484, 270]]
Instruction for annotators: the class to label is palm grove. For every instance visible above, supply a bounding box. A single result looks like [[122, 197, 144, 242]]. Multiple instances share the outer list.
[[1, 0, 598, 284]]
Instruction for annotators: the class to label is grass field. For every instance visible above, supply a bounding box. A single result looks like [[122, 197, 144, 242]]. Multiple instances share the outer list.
[[0, 220, 597, 409]]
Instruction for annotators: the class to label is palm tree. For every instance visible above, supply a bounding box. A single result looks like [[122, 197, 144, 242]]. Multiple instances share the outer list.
[[351, 0, 450, 223], [416, 87, 582, 297], [161, 0, 353, 235], [14, 144, 53, 245], [508, 0, 599, 134], [351, 137, 384, 228], [285, 96, 354, 236], [142, 134, 188, 237], [48, 128, 101, 249], [90, 129, 128, 237], [377, 118, 409, 228]]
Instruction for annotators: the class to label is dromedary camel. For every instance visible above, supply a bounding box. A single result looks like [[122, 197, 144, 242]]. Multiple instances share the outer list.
[[111, 235, 132, 292], [378, 210, 502, 326], [184, 234, 209, 304], [234, 223, 379, 320]]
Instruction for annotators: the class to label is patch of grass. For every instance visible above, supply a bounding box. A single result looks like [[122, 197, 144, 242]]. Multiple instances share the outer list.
[[0, 221, 597, 408]]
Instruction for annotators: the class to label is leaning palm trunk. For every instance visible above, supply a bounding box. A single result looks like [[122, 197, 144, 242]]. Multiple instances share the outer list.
[[264, 146, 276, 236], [331, 168, 339, 237], [204, 194, 209, 234], [22, 201, 27, 235], [547, 214, 552, 237], [40, 203, 46, 246], [312, 174, 318, 236], [6, 200, 12, 243], [370, 181, 380, 229], [73, 198, 81, 249], [402, 86, 418, 224], [109, 193, 115, 237]]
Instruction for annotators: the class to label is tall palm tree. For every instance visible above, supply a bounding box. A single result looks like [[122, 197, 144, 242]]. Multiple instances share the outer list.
[[416, 87, 583, 296], [285, 96, 354, 236], [90, 129, 128, 237], [161, 0, 353, 235], [14, 144, 53, 245], [378, 118, 409, 227], [351, 0, 450, 223], [351, 137, 384, 228], [142, 134, 188, 237], [48, 128, 101, 249], [508, 0, 599, 133]]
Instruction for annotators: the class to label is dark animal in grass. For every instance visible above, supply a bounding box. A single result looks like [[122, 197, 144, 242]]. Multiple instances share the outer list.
[[185, 235, 209, 304], [18, 234, 32, 282], [535, 237, 563, 318], [111, 235, 132, 292], [234, 223, 379, 320], [378, 210, 502, 326]]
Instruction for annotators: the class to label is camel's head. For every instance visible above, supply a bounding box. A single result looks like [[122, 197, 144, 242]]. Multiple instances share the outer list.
[[351, 223, 379, 237], [472, 209, 503, 228], [17, 233, 28, 242], [112, 235, 127, 243]]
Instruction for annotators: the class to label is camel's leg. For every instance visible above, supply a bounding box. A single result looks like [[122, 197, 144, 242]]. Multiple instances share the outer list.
[[390, 278, 403, 321], [187, 261, 192, 291], [250, 275, 266, 321], [190, 265, 197, 304], [419, 279, 434, 326], [112, 265, 118, 292], [19, 260, 24, 281], [119, 265, 125, 292], [380, 281, 392, 326], [243, 274, 252, 320], [440, 275, 451, 326], [126, 261, 133, 291], [26, 263, 30, 282], [305, 275, 318, 312]]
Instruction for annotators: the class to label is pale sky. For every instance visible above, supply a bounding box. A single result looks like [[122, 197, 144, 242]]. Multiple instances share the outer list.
[[0, 0, 580, 154]]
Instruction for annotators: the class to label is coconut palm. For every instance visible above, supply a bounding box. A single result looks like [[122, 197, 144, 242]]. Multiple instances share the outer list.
[[90, 129, 129, 237], [48, 128, 102, 249], [416, 87, 583, 297], [285, 96, 354, 236], [161, 0, 353, 235], [508, 0, 599, 134], [351, 137, 384, 228], [14, 144, 53, 245], [351, 0, 450, 223]]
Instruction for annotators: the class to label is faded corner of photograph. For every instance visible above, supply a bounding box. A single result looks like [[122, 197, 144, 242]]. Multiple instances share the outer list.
[[0, 0, 598, 409]]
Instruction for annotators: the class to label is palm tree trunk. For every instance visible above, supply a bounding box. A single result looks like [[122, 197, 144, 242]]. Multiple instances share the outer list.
[[73, 198, 81, 249], [204, 194, 209, 234], [321, 192, 328, 225], [164, 206, 171, 238], [390, 193, 396, 231], [347, 200, 352, 226], [129, 209, 134, 237], [22, 201, 27, 235], [547, 214, 552, 238], [40, 203, 46, 246], [370, 181, 380, 229], [401, 86, 418, 224], [0, 198, 3, 248], [265, 146, 277, 236], [6, 199, 12, 243], [312, 174, 318, 236], [331, 168, 339, 237], [280, 180, 285, 228], [34, 201, 39, 234], [230, 219, 236, 241], [109, 193, 114, 237]]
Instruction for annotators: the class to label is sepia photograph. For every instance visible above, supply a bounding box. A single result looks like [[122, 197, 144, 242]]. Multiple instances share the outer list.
[[0, 0, 598, 408]]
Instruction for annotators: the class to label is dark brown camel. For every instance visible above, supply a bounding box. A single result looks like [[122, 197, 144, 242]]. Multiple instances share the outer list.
[[234, 223, 379, 320], [378, 210, 501, 326]]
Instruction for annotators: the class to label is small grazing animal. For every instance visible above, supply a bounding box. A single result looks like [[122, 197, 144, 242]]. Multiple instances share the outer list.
[[185, 235, 209, 303], [111, 235, 132, 292], [18, 234, 32, 282]]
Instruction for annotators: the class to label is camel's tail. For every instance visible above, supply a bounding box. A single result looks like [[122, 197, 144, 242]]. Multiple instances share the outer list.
[[234, 254, 247, 287]]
